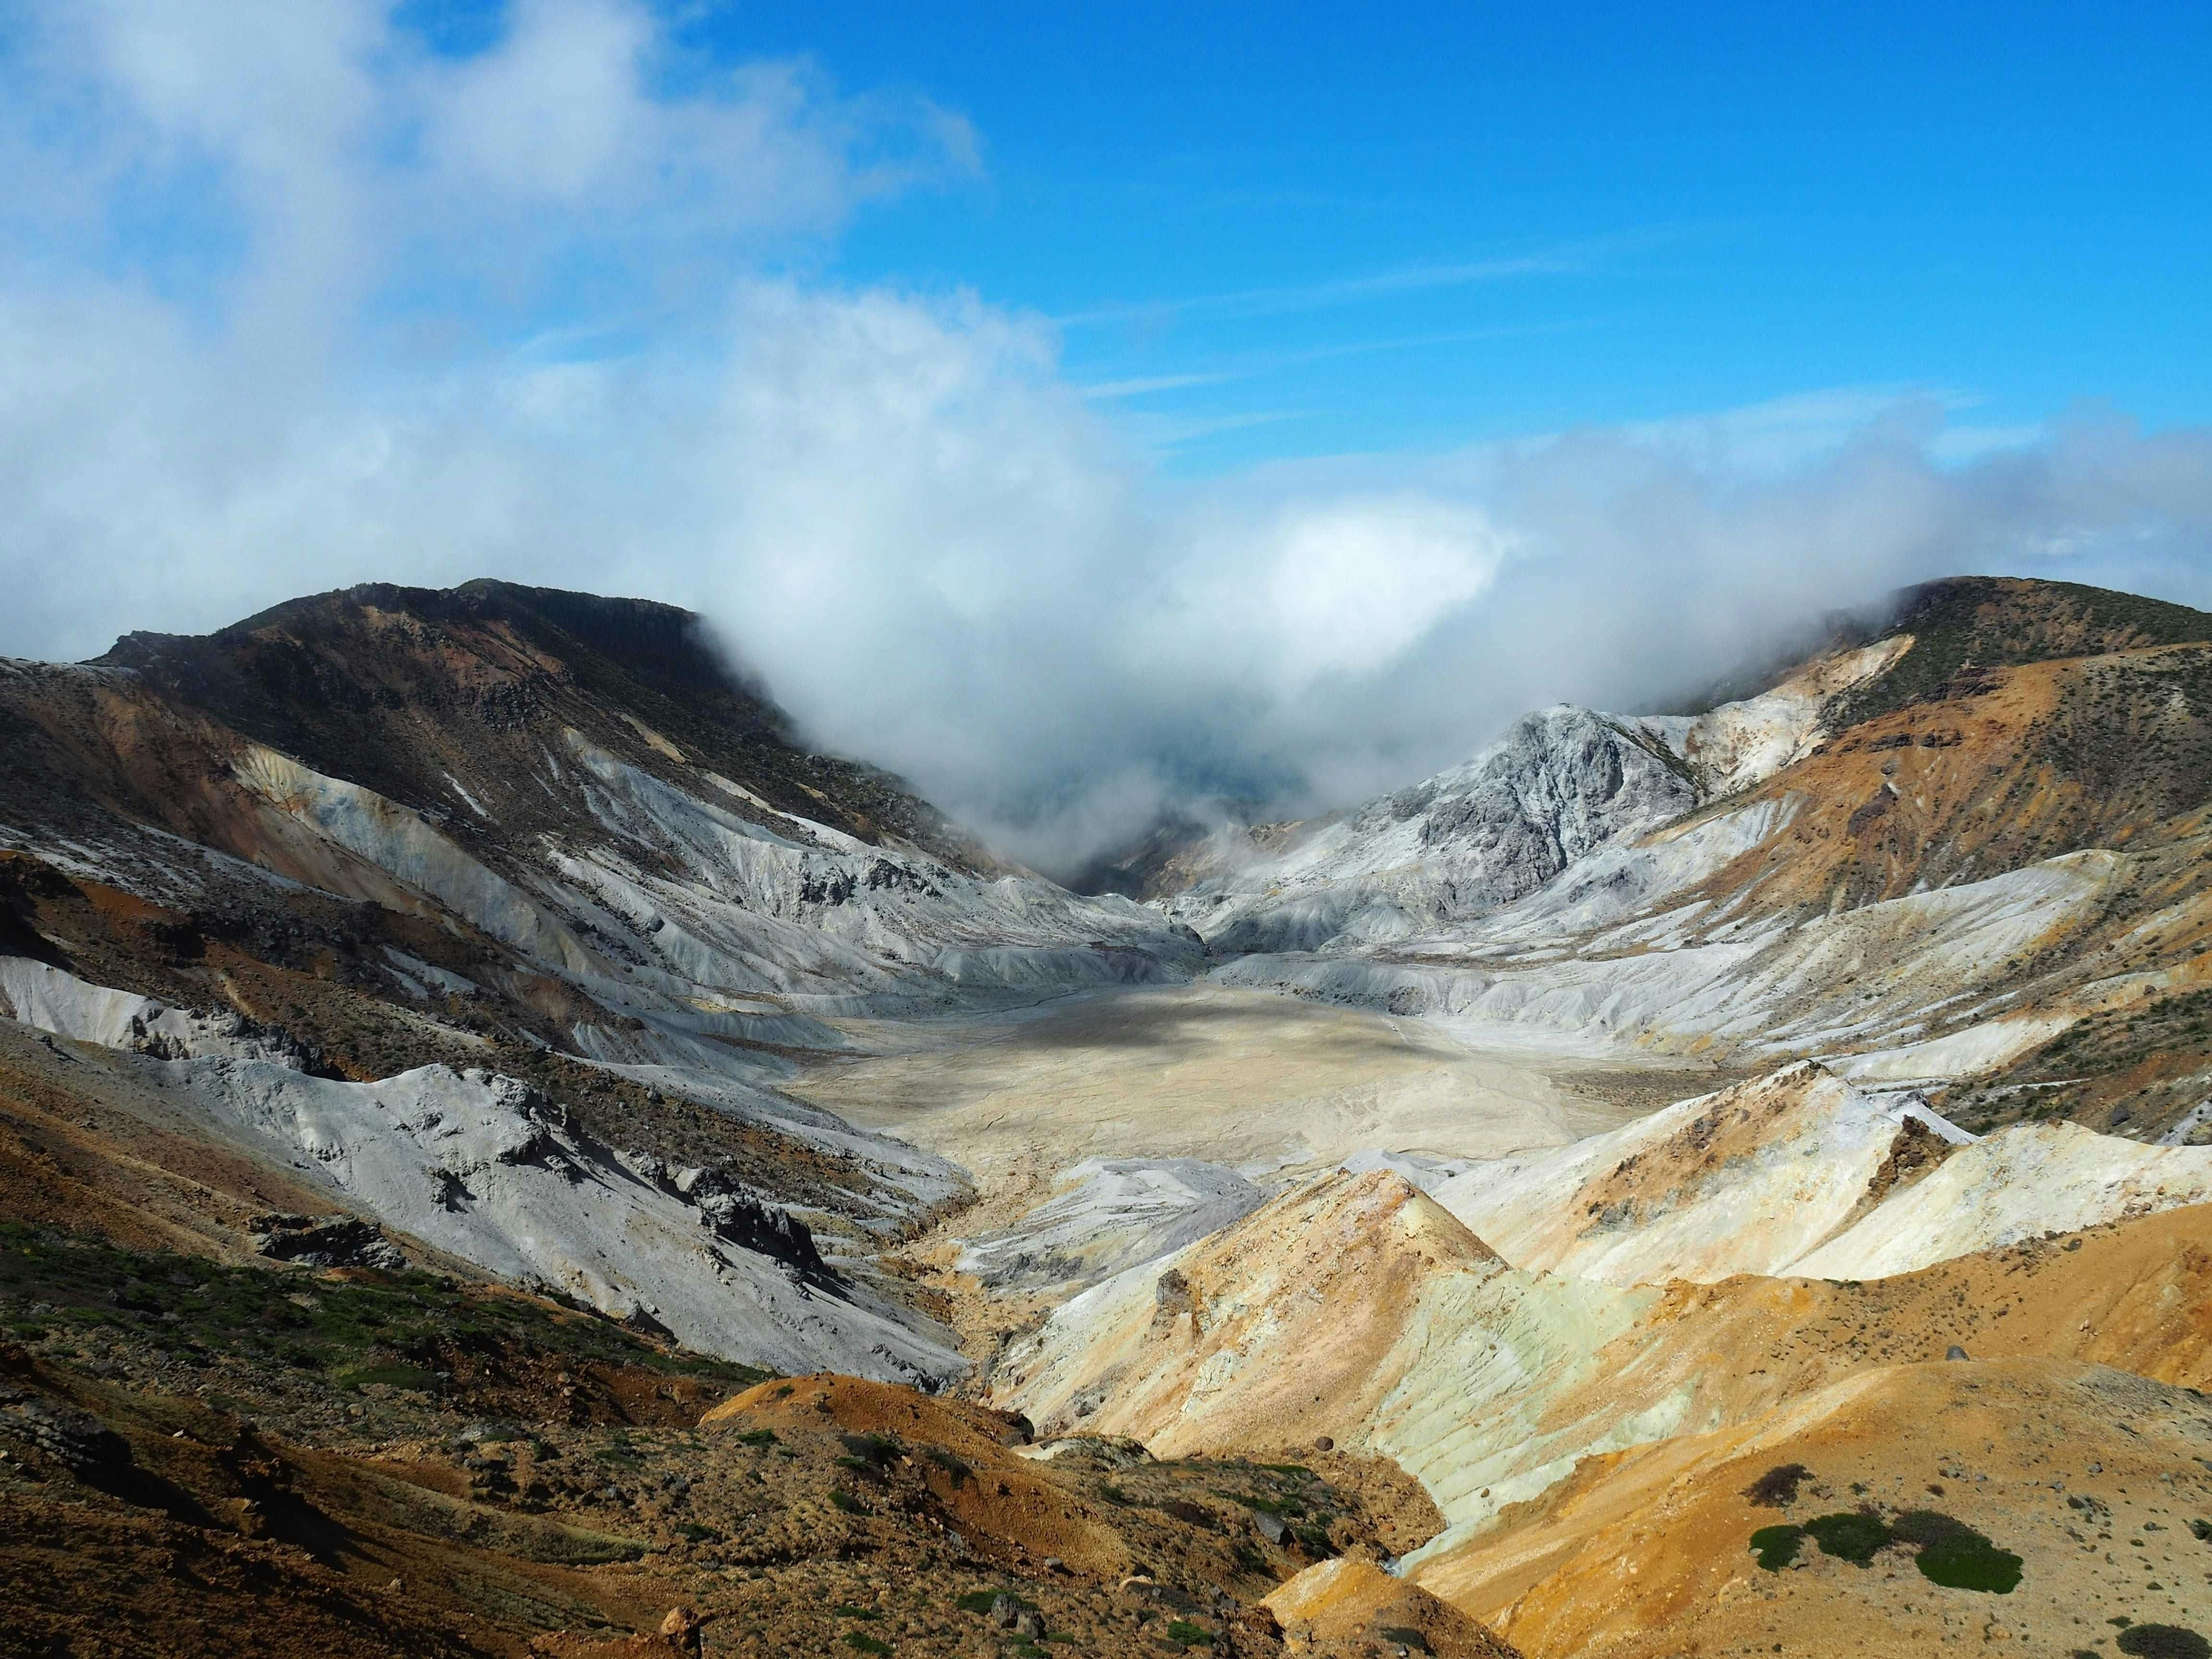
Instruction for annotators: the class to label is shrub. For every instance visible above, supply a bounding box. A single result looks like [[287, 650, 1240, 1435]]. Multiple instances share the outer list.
[[1743, 1464, 1816, 1507], [1747, 1509, 2020, 1592], [1749, 1525, 1804, 1572], [735, 1428, 777, 1447], [953, 1591, 998, 1615], [2117, 1627, 2212, 1659], [842, 1634, 891, 1656], [829, 1489, 867, 1514], [1891, 1511, 2023, 1593], [924, 1445, 972, 1488], [1803, 1511, 1892, 1566], [1164, 1621, 1214, 1648], [840, 1431, 900, 1468]]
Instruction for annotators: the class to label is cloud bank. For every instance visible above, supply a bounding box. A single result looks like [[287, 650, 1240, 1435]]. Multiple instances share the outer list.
[[3, 1, 2211, 877]]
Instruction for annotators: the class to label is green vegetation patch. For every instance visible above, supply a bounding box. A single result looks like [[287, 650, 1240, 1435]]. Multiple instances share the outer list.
[[840, 1431, 901, 1468], [842, 1633, 892, 1655], [2117, 1627, 2212, 1659], [0, 1221, 766, 1391], [1889, 1510, 2023, 1593], [1164, 1621, 1214, 1648], [923, 1445, 973, 1487], [1749, 1525, 1806, 1572], [828, 1489, 868, 1514], [1803, 1511, 1893, 1566], [1747, 1509, 2019, 1592], [335, 1361, 436, 1392]]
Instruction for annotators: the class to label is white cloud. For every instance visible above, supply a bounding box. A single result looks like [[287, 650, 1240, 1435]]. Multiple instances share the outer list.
[[0, 3, 2209, 879]]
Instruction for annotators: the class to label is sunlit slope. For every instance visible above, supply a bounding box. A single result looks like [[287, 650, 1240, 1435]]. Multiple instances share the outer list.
[[1430, 1060, 2212, 1285], [994, 1109, 2212, 1568], [1415, 1358, 2212, 1659]]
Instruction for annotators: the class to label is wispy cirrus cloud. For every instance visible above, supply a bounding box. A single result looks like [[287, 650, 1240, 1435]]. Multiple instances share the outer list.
[[1053, 251, 1579, 327], [1079, 372, 1236, 399]]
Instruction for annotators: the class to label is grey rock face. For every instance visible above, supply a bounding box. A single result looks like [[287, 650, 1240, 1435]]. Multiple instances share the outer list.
[[247, 1213, 409, 1272], [1169, 707, 1698, 955]]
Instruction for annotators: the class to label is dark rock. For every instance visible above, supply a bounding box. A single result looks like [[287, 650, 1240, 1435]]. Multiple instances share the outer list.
[[248, 1213, 407, 1271], [0, 1398, 132, 1474]]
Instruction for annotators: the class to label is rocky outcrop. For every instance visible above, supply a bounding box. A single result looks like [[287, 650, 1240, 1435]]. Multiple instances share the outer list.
[[956, 1159, 1265, 1294], [1164, 707, 1699, 954], [246, 1212, 408, 1271]]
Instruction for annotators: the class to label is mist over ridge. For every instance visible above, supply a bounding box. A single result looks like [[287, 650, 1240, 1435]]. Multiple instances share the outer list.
[[1, 2, 2208, 879]]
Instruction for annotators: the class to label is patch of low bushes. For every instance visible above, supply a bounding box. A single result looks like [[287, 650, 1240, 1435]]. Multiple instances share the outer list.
[[1747, 1508, 2020, 1592], [1743, 1463, 1815, 1507], [2117, 1627, 2212, 1659]]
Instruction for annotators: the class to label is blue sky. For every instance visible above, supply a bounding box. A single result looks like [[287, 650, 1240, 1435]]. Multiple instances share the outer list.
[[719, 0, 2212, 469], [2, 1, 2210, 865]]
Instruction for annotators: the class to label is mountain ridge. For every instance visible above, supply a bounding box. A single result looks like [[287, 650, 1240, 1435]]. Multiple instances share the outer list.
[[11, 569, 2212, 1658]]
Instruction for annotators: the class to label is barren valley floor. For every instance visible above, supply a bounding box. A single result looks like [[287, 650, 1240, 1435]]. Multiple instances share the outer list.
[[789, 983, 1726, 1204]]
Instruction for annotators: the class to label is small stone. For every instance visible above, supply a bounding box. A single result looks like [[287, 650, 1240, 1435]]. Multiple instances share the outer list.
[[657, 1606, 704, 1656], [1945, 1345, 1970, 1360]]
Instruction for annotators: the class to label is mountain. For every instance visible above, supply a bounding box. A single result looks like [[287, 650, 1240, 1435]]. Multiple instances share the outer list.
[[986, 1118, 2212, 1652], [14, 570, 2212, 1659], [0, 580, 1203, 1383], [1183, 577, 2212, 1142]]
